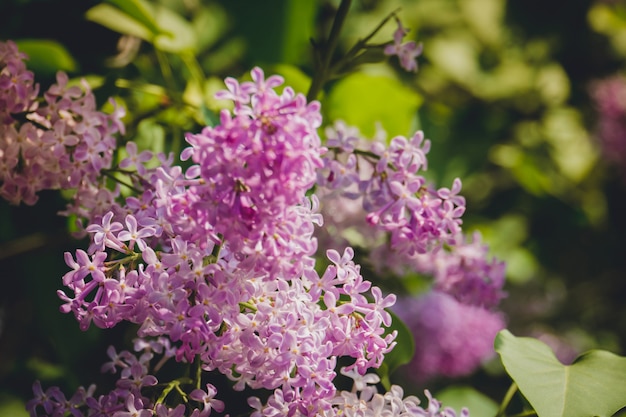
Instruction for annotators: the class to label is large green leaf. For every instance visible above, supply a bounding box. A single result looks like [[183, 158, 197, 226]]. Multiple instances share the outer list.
[[104, 0, 161, 36], [86, 1, 196, 52], [325, 73, 422, 138], [86, 3, 153, 41], [15, 39, 78, 76], [495, 329, 626, 417]]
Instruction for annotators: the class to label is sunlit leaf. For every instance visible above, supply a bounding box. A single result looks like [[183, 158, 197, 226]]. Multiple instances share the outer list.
[[495, 329, 626, 417], [15, 39, 78, 76], [381, 309, 415, 374], [0, 395, 28, 417], [325, 73, 422, 137], [104, 0, 161, 35], [436, 386, 499, 417], [152, 4, 197, 52], [86, 3, 153, 41], [265, 63, 312, 96]]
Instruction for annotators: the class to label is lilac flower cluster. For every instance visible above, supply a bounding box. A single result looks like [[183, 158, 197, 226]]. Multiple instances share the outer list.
[[27, 337, 225, 417], [0, 40, 38, 123], [318, 122, 506, 381], [394, 292, 505, 383], [1, 30, 491, 413], [46, 68, 413, 416], [318, 122, 465, 257], [251, 367, 469, 417], [0, 41, 124, 205], [182, 67, 324, 271]]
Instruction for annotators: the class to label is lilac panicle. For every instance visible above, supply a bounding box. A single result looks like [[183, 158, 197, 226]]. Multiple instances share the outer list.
[[50, 68, 402, 416], [394, 291, 505, 383], [0, 41, 124, 205]]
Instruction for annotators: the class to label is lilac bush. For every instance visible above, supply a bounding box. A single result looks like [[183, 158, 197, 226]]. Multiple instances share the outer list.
[[0, 10, 505, 416]]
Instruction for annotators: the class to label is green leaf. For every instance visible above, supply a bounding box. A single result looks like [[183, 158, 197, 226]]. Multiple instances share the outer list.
[[86, 3, 153, 41], [265, 63, 312, 96], [436, 386, 499, 417], [152, 4, 197, 52], [15, 39, 78, 76], [104, 0, 161, 36], [495, 329, 626, 417], [380, 309, 415, 374], [325, 73, 422, 138]]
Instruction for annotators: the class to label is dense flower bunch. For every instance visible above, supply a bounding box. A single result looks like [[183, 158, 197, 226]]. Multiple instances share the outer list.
[[0, 40, 38, 123], [2, 32, 489, 415], [0, 41, 124, 205], [318, 122, 465, 257], [395, 292, 505, 383], [317, 121, 506, 381], [46, 67, 470, 416], [182, 67, 324, 273]]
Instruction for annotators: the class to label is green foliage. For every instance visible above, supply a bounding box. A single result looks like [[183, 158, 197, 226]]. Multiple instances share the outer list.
[[86, 0, 197, 52], [377, 310, 416, 390], [14, 39, 78, 76], [495, 329, 626, 417], [436, 386, 499, 416], [325, 72, 422, 137]]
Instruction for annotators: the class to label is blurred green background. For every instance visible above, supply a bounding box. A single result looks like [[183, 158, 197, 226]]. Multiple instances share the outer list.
[[1, 0, 625, 415]]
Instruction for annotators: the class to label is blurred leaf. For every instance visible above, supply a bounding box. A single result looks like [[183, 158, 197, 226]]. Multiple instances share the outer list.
[[26, 357, 65, 380], [220, 0, 316, 64], [325, 73, 422, 137], [15, 39, 78, 76], [436, 386, 499, 416], [0, 395, 28, 417], [380, 310, 415, 374], [280, 1, 317, 64], [495, 329, 626, 417], [134, 118, 165, 156], [191, 3, 228, 51], [86, 3, 153, 41], [152, 4, 196, 52], [201, 105, 220, 127], [104, 0, 162, 36], [542, 108, 597, 184], [265, 63, 312, 96]]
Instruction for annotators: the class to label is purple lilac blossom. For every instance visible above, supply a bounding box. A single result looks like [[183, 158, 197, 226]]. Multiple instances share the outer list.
[[384, 19, 424, 72], [0, 41, 124, 205], [50, 68, 400, 416], [320, 121, 466, 256], [319, 121, 506, 382], [0, 40, 39, 123], [394, 291, 505, 383]]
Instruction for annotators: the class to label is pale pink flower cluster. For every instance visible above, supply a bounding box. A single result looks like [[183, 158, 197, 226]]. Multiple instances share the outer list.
[[0, 41, 124, 205], [251, 367, 469, 417], [0, 40, 39, 123]]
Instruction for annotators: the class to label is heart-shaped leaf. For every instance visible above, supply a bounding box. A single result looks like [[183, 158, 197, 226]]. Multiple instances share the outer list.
[[495, 329, 626, 417]]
